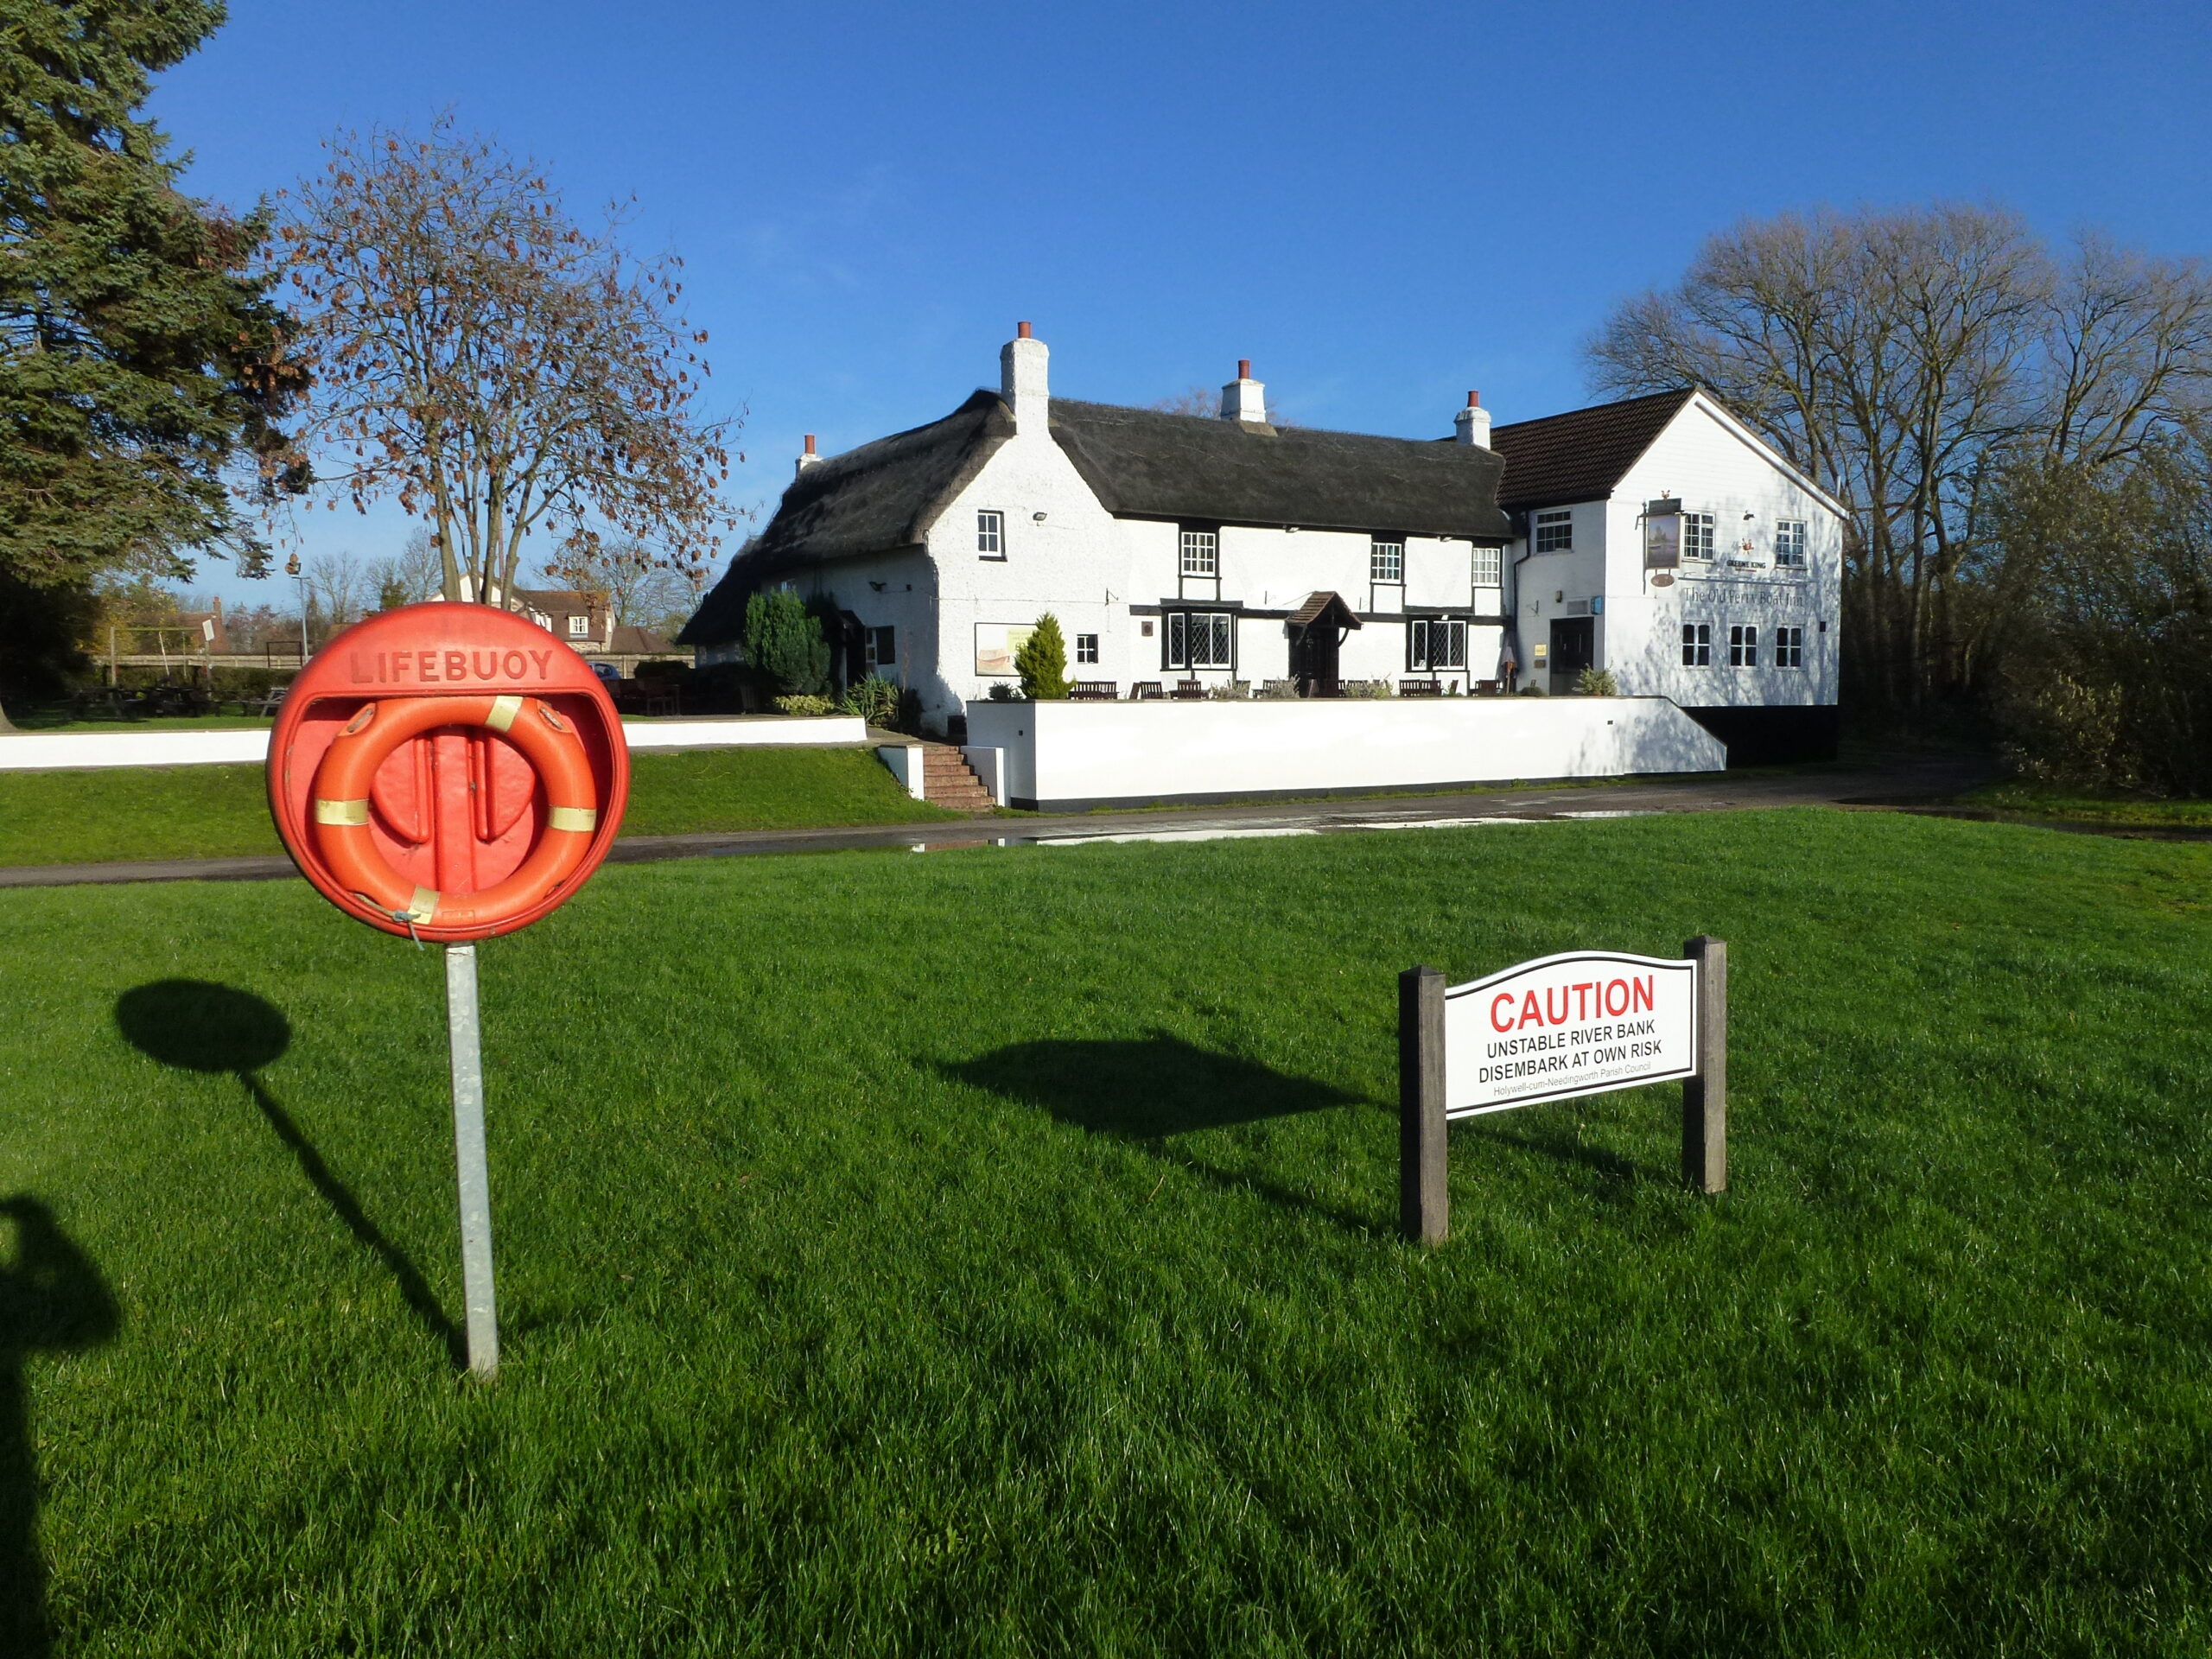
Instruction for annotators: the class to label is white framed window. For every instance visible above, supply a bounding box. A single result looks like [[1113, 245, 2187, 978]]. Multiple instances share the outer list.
[[567, 614, 590, 638], [866, 626, 896, 669], [1370, 537, 1405, 583], [1729, 624, 1758, 667], [977, 510, 1004, 557], [1683, 512, 1715, 563], [1775, 519, 1808, 569], [1775, 626, 1803, 668], [1408, 617, 1467, 671], [1681, 623, 1711, 666], [1179, 527, 1218, 577], [1534, 510, 1573, 554], [1166, 610, 1232, 669], [1471, 545, 1502, 588], [1075, 632, 1099, 665]]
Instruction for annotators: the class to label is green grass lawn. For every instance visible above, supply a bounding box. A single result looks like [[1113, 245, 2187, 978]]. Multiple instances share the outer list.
[[1963, 779, 2212, 828], [0, 747, 956, 867], [3, 811, 2209, 1652]]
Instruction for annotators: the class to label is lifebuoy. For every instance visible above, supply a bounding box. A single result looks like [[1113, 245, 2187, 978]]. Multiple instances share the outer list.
[[309, 694, 599, 934]]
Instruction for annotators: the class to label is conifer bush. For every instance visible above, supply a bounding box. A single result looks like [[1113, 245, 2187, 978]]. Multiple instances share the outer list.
[[1014, 614, 1070, 699]]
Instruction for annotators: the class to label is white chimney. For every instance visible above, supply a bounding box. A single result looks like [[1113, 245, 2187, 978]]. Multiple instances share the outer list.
[[1454, 390, 1491, 448], [795, 433, 820, 478], [1221, 359, 1268, 425], [1000, 321, 1048, 435]]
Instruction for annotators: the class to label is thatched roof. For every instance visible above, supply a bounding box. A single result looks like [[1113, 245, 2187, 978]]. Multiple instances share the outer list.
[[681, 390, 1514, 646]]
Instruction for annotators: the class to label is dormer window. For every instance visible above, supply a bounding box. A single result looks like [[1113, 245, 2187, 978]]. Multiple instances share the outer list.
[[977, 510, 1005, 558], [1370, 537, 1404, 583], [567, 614, 590, 639]]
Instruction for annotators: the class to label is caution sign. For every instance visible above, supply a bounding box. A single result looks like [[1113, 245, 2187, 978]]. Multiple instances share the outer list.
[[1441, 950, 1698, 1117]]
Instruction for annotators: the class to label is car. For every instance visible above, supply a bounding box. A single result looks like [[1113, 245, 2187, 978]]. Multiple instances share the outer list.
[[588, 661, 622, 688]]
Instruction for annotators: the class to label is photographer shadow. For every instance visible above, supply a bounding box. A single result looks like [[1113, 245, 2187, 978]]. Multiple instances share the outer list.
[[0, 1196, 118, 1657], [114, 980, 462, 1369]]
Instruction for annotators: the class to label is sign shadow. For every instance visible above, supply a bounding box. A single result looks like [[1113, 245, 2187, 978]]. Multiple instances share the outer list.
[[114, 980, 464, 1370], [0, 1196, 118, 1658], [944, 1034, 1382, 1236]]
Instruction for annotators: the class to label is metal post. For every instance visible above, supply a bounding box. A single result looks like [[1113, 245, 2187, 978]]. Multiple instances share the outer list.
[[1681, 936, 1727, 1194], [445, 943, 499, 1380], [1399, 966, 1449, 1245]]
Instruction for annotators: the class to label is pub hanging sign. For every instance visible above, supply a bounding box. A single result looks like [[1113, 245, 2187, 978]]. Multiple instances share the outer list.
[[1644, 498, 1683, 569]]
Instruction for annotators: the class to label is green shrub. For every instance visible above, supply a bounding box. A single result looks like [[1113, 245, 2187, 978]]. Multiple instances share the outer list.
[[1207, 680, 1251, 700], [743, 591, 830, 697], [1574, 667, 1619, 696], [839, 676, 902, 727], [773, 694, 837, 716], [1014, 614, 1070, 699], [1340, 679, 1394, 699], [985, 683, 1020, 702]]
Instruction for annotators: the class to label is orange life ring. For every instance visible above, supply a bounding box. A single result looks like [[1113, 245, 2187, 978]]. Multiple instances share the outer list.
[[308, 694, 599, 934]]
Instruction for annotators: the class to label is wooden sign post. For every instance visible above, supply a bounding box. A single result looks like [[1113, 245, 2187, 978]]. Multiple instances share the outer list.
[[1399, 938, 1727, 1245]]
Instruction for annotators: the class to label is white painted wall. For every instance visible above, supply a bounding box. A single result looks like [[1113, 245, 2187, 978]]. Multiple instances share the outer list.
[[964, 696, 1725, 810], [0, 715, 868, 772], [1500, 395, 1844, 706]]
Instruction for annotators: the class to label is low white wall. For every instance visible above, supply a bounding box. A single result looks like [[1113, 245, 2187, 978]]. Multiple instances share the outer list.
[[875, 744, 925, 799], [962, 696, 1726, 810], [961, 746, 1008, 806], [0, 715, 866, 772]]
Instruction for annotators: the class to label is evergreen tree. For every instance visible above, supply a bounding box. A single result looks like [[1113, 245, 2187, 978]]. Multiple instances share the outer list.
[[742, 589, 830, 697], [1015, 613, 1070, 699], [0, 0, 304, 594]]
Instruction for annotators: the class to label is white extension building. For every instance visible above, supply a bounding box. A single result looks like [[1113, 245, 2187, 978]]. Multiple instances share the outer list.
[[682, 325, 1845, 763]]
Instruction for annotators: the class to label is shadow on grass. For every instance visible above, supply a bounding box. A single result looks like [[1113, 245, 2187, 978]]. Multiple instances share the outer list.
[[945, 1034, 1382, 1236], [1467, 1122, 1642, 1192], [1, 1197, 118, 1658], [114, 980, 464, 1370]]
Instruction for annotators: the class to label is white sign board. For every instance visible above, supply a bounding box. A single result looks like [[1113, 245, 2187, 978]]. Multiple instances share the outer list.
[[1442, 950, 1699, 1118], [975, 623, 1036, 677]]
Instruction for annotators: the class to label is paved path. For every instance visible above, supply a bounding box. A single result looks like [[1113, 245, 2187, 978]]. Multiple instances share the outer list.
[[0, 755, 1991, 891]]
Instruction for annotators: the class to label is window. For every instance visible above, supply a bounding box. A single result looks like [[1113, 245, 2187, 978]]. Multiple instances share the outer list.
[[1683, 512, 1715, 563], [1775, 519, 1807, 569], [866, 626, 896, 670], [1681, 623, 1712, 666], [1075, 632, 1099, 665], [976, 510, 1004, 557], [1729, 624, 1758, 667], [1370, 537, 1404, 583], [1179, 527, 1218, 576], [1471, 545, 1502, 588], [1534, 510, 1573, 554], [1775, 626, 1803, 668], [1408, 617, 1467, 671], [1166, 611, 1233, 669], [567, 614, 590, 638]]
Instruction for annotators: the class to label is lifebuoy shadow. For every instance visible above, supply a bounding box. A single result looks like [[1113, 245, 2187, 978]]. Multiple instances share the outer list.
[[1, 1196, 118, 1658], [114, 981, 464, 1369], [944, 1034, 1382, 1236]]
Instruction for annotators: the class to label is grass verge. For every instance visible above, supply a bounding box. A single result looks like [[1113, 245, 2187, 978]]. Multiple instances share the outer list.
[[2, 810, 2209, 1650], [0, 747, 957, 867], [1961, 779, 2212, 827]]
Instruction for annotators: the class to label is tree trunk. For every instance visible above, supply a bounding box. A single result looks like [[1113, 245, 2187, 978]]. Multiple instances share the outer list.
[[0, 701, 15, 733]]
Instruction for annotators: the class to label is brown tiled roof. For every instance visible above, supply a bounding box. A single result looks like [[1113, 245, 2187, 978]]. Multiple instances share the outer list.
[[1287, 591, 1362, 631], [1486, 387, 1696, 512], [609, 624, 675, 654]]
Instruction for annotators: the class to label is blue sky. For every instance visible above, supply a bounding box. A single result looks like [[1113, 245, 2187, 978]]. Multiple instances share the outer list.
[[153, 0, 2212, 604]]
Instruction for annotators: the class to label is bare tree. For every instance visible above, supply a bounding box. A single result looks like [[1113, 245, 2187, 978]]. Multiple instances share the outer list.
[[539, 534, 703, 636], [1151, 386, 1220, 418], [302, 550, 368, 641], [277, 118, 741, 608], [369, 528, 445, 610], [1587, 204, 2212, 712]]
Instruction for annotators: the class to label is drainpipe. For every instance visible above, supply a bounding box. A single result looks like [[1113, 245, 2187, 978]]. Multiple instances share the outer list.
[[1504, 512, 1535, 690]]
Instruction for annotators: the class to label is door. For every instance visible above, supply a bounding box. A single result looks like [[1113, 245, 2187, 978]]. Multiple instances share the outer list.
[[1290, 623, 1340, 697], [1548, 617, 1594, 695]]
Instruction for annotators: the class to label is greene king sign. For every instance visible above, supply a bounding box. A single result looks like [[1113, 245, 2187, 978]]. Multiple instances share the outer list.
[[1442, 950, 1699, 1117]]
